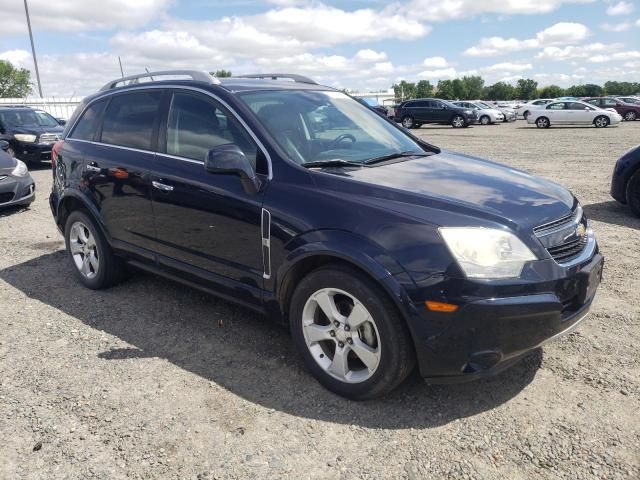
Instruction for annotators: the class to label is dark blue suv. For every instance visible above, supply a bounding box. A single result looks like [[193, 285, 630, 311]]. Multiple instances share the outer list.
[[50, 71, 603, 399]]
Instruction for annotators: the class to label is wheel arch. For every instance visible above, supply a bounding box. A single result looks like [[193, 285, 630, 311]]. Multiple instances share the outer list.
[[55, 189, 111, 243]]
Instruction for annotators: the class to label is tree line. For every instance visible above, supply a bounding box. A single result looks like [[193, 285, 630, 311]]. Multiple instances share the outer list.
[[393, 76, 640, 102]]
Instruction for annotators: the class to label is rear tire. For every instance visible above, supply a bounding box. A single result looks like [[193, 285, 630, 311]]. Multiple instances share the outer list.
[[64, 210, 125, 290], [594, 116, 609, 128], [626, 170, 640, 218], [523, 110, 530, 120], [536, 117, 550, 128], [451, 115, 465, 128], [624, 111, 637, 121], [289, 265, 415, 400], [401, 116, 415, 129]]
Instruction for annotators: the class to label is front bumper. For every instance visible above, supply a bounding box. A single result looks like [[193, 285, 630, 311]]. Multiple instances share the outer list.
[[411, 252, 604, 383], [14, 141, 55, 163], [0, 173, 36, 208]]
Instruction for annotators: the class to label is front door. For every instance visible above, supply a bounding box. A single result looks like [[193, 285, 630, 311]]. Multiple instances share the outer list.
[[545, 102, 568, 123], [150, 90, 267, 307]]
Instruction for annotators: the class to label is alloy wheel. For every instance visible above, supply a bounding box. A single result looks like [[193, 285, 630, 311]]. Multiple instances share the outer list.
[[452, 116, 465, 128], [402, 116, 414, 128], [480, 116, 490, 125], [536, 118, 549, 128], [624, 111, 637, 121], [301, 288, 381, 384], [69, 221, 100, 279], [594, 116, 609, 128]]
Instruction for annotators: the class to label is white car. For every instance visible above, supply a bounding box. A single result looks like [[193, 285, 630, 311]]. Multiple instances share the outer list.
[[476, 100, 517, 122], [527, 100, 622, 128], [516, 99, 554, 120], [453, 101, 504, 125]]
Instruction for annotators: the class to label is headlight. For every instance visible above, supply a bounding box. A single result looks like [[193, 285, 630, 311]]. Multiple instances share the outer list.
[[11, 159, 29, 177], [14, 134, 36, 143], [439, 227, 537, 279]]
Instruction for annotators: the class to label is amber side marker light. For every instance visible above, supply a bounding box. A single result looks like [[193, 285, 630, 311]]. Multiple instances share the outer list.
[[425, 301, 459, 313]]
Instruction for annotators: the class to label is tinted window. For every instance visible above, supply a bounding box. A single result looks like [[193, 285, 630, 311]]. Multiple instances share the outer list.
[[586, 99, 600, 106], [70, 100, 107, 141], [167, 92, 258, 168], [100, 91, 162, 150], [602, 98, 618, 107], [568, 102, 588, 110], [429, 101, 444, 108], [412, 101, 429, 108], [547, 103, 566, 110]]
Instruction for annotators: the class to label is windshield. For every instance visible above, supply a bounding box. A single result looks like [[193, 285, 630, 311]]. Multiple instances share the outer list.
[[0, 109, 58, 128], [239, 90, 424, 165], [477, 101, 494, 109]]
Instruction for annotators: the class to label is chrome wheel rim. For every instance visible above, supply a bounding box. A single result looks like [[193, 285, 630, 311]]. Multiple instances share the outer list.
[[302, 288, 381, 384], [537, 118, 548, 128], [595, 117, 607, 127], [402, 117, 413, 128], [69, 221, 99, 279], [481, 116, 489, 125], [453, 116, 464, 127], [625, 112, 635, 121]]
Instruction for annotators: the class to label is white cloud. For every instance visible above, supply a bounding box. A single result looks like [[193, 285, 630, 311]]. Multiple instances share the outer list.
[[481, 62, 533, 73], [600, 22, 632, 31], [422, 56, 448, 68], [415, 67, 457, 80], [606, 1, 634, 16], [464, 22, 590, 56], [536, 42, 624, 60], [589, 50, 640, 62], [0, 49, 32, 66], [355, 49, 387, 62]]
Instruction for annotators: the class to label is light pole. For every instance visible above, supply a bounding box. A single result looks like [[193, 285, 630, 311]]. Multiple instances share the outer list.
[[23, 0, 43, 98]]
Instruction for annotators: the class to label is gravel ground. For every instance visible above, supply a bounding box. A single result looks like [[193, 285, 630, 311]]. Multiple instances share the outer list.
[[1, 120, 639, 480]]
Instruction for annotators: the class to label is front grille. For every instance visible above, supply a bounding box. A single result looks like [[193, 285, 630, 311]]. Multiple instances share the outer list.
[[534, 206, 589, 264], [39, 133, 60, 144], [0, 192, 15, 203]]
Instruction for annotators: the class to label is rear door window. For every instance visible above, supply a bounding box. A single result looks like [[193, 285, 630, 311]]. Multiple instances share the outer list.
[[547, 102, 566, 110], [69, 100, 107, 141], [100, 91, 163, 150]]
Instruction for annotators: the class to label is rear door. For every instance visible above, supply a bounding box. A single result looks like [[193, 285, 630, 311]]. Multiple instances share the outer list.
[[82, 90, 162, 259], [429, 100, 449, 122], [544, 102, 567, 123], [566, 102, 593, 124], [149, 90, 267, 307]]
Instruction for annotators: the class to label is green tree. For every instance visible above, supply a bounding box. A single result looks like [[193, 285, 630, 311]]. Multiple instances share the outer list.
[[393, 80, 417, 101], [451, 78, 468, 100], [516, 78, 538, 100], [604, 81, 637, 96], [462, 75, 484, 99], [484, 82, 516, 100], [538, 85, 565, 98], [415, 80, 433, 98], [0, 60, 31, 98], [212, 69, 232, 78], [435, 80, 455, 99]]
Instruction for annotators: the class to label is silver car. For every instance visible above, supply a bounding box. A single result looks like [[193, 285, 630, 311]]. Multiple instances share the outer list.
[[453, 101, 504, 125], [0, 140, 35, 209], [476, 101, 516, 122]]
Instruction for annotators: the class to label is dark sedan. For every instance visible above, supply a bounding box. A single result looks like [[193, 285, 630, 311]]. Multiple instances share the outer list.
[[0, 140, 35, 208], [611, 144, 640, 217]]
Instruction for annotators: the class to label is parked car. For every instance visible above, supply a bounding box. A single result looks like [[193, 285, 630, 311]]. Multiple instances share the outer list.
[[394, 98, 478, 128], [0, 106, 64, 164], [354, 97, 388, 117], [452, 101, 504, 125], [583, 97, 640, 121], [476, 101, 516, 122], [34, 109, 67, 127], [516, 99, 554, 120], [611, 144, 640, 217], [527, 100, 622, 128], [614, 96, 640, 105], [50, 70, 603, 399], [0, 139, 36, 209]]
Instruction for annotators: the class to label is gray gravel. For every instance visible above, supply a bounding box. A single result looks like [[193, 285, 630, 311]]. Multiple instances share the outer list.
[[1, 120, 639, 479]]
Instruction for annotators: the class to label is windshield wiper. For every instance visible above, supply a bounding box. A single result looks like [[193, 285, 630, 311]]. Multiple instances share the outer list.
[[302, 159, 364, 169], [363, 151, 428, 165]]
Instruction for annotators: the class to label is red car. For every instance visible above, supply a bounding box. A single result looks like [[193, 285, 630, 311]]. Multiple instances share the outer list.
[[583, 97, 640, 121]]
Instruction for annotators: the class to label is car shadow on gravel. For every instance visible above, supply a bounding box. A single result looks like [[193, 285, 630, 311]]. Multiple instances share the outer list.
[[583, 200, 640, 229], [0, 251, 542, 429]]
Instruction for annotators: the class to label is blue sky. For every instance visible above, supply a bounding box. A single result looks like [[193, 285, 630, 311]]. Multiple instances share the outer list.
[[0, 0, 638, 96]]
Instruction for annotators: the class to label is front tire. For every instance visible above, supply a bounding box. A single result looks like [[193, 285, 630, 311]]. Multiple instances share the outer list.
[[536, 117, 550, 129], [401, 116, 415, 129], [523, 110, 530, 120], [594, 116, 609, 128], [64, 210, 124, 289], [626, 170, 640, 218], [480, 115, 490, 125], [624, 111, 637, 121], [290, 265, 415, 400], [451, 115, 465, 128]]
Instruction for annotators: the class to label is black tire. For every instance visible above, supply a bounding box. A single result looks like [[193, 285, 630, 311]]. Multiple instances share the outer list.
[[593, 115, 609, 128], [289, 265, 415, 400], [480, 115, 490, 125], [624, 111, 637, 121], [536, 117, 550, 129], [64, 210, 125, 289], [414, 123, 423, 129], [401, 115, 415, 129], [451, 115, 466, 128], [626, 170, 640, 218]]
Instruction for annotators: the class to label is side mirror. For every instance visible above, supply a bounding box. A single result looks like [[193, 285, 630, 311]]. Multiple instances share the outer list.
[[205, 144, 260, 194], [58, 119, 67, 126], [0, 140, 8, 151]]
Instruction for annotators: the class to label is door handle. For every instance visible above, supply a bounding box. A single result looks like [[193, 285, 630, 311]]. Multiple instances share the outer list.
[[86, 164, 101, 173], [152, 180, 174, 192]]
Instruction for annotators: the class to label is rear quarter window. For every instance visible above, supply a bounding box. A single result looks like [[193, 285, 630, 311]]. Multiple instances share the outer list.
[[100, 91, 163, 150]]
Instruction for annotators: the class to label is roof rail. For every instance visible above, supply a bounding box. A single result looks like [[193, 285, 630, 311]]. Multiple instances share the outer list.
[[234, 73, 318, 85], [99, 70, 220, 92]]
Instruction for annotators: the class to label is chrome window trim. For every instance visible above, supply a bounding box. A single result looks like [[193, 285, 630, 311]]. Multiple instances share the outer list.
[[261, 208, 272, 280], [66, 84, 273, 179]]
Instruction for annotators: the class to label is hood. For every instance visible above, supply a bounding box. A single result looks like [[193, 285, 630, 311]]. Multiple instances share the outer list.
[[11, 124, 64, 136], [0, 150, 17, 174], [317, 150, 575, 228]]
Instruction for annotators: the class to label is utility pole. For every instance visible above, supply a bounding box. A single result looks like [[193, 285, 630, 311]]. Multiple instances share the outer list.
[[23, 0, 43, 98], [118, 56, 124, 78]]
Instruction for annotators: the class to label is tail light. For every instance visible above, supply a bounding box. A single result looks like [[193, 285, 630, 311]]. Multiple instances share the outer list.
[[52, 140, 64, 168]]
